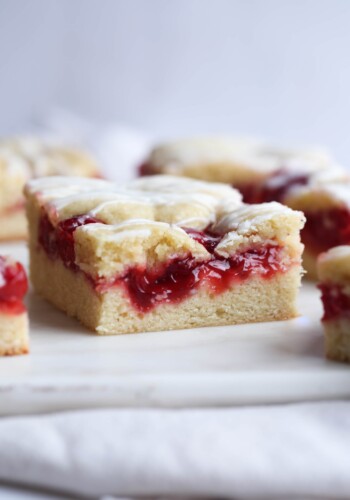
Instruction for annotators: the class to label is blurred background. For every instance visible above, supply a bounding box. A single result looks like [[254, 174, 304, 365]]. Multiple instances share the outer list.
[[0, 0, 349, 170]]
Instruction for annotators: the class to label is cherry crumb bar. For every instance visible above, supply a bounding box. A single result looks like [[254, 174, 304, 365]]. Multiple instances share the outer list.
[[140, 137, 350, 280], [25, 175, 305, 335], [0, 136, 100, 241], [318, 246, 350, 363], [286, 183, 350, 279], [139, 137, 334, 203], [0, 256, 29, 355]]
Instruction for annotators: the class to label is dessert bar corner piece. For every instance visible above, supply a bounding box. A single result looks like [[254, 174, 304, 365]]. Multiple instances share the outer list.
[[0, 136, 100, 241], [318, 246, 350, 363], [25, 175, 306, 335], [139, 136, 334, 203], [286, 183, 350, 280], [0, 255, 29, 355]]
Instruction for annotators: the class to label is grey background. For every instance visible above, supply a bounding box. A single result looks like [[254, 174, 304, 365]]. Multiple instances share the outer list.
[[0, 0, 349, 162]]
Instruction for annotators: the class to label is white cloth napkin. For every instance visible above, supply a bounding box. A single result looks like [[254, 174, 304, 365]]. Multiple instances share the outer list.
[[0, 402, 350, 499]]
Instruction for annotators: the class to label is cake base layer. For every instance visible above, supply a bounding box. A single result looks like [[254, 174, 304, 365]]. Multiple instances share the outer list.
[[0, 311, 29, 355], [324, 319, 350, 363], [30, 248, 301, 335], [0, 211, 27, 241], [302, 248, 318, 281]]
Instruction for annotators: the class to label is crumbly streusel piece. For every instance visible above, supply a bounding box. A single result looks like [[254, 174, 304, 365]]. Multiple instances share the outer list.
[[0, 256, 29, 355], [0, 136, 100, 241], [318, 246, 350, 363], [25, 175, 305, 335]]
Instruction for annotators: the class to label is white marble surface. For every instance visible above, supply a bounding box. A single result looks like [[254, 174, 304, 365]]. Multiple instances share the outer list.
[[1, 242, 349, 416]]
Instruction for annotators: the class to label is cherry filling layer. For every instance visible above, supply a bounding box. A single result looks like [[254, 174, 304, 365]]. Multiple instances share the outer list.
[[39, 213, 101, 270], [319, 284, 350, 321], [238, 169, 310, 204], [38, 214, 288, 313], [0, 257, 28, 314], [302, 208, 350, 255], [108, 244, 285, 312]]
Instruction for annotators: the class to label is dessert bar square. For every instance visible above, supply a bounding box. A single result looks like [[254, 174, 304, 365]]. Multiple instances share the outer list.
[[0, 136, 100, 241], [139, 137, 333, 203], [318, 246, 350, 363], [286, 184, 350, 279], [0, 256, 29, 355], [25, 175, 305, 335]]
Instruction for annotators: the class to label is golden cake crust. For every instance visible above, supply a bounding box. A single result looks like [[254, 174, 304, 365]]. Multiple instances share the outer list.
[[323, 319, 350, 363], [0, 312, 29, 355]]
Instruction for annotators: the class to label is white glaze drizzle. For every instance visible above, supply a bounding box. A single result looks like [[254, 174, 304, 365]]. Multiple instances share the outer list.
[[26, 175, 242, 230], [319, 245, 350, 263], [212, 202, 299, 235], [26, 176, 303, 249], [0, 136, 96, 178]]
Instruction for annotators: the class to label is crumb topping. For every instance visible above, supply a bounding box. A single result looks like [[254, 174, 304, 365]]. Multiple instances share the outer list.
[[26, 175, 305, 278], [146, 137, 332, 175], [286, 183, 350, 211], [0, 136, 98, 179], [318, 245, 350, 283]]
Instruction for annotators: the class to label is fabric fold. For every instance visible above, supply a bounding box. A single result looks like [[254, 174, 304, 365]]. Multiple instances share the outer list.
[[0, 402, 349, 499]]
